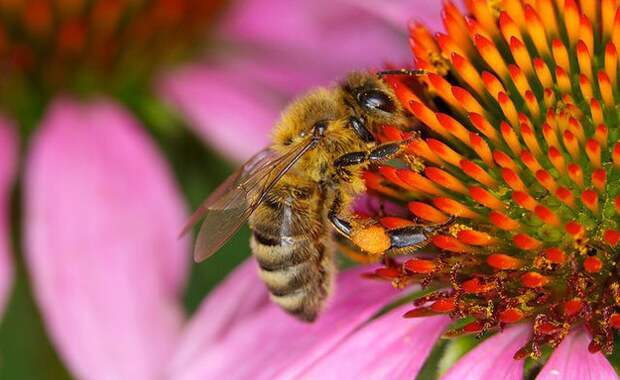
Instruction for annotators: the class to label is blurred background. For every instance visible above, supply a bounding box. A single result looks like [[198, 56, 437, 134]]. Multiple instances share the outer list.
[[0, 0, 435, 378]]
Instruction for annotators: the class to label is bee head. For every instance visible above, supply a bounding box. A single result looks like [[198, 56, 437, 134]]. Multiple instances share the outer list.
[[338, 72, 410, 134], [341, 73, 397, 112]]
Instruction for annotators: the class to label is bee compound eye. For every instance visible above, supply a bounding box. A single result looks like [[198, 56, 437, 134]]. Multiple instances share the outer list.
[[358, 89, 395, 113]]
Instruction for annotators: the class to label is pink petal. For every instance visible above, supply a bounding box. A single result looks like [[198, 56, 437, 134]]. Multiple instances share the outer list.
[[169, 267, 400, 380], [159, 64, 278, 161], [304, 310, 450, 379], [537, 329, 619, 380], [0, 116, 17, 318], [168, 258, 270, 374], [218, 0, 412, 66], [221, 0, 410, 61], [24, 97, 189, 379], [442, 325, 530, 380]]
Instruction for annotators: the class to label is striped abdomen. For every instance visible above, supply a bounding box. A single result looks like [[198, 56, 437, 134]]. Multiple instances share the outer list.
[[249, 200, 335, 322]]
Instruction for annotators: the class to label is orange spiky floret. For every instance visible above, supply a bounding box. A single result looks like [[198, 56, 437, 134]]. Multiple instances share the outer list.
[[365, 0, 620, 359]]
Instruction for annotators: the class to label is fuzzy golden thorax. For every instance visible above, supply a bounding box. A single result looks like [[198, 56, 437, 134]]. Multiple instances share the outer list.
[[271, 88, 370, 183]]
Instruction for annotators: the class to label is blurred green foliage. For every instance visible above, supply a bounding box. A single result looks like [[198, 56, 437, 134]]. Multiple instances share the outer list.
[[0, 245, 72, 379], [0, 181, 72, 378]]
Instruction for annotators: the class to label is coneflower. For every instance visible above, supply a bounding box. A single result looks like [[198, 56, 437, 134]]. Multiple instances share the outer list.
[[353, 0, 620, 360], [157, 2, 620, 379]]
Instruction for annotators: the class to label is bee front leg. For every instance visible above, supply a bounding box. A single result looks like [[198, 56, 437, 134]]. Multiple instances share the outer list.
[[333, 141, 404, 168], [330, 141, 413, 253], [348, 116, 375, 143]]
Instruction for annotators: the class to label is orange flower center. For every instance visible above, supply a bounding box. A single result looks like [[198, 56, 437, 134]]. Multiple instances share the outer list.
[[364, 0, 620, 359]]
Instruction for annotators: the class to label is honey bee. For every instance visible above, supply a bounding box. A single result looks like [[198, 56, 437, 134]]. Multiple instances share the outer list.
[[183, 70, 434, 321]]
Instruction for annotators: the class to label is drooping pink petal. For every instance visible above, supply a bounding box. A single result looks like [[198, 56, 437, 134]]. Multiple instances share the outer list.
[[536, 329, 619, 380], [168, 258, 270, 374], [161, 0, 441, 161], [442, 325, 530, 380], [0, 116, 17, 319], [24, 98, 189, 379], [168, 267, 401, 380], [304, 309, 450, 379], [339, 0, 445, 31], [218, 0, 412, 69], [159, 64, 278, 161]]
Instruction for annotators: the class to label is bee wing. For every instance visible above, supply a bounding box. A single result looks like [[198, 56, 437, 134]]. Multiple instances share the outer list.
[[185, 139, 317, 262], [179, 148, 273, 238]]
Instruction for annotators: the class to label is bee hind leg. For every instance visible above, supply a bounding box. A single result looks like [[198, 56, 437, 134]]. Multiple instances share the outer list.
[[386, 226, 432, 255], [385, 216, 457, 254], [328, 193, 352, 238], [343, 220, 445, 257], [328, 185, 440, 257], [333, 232, 382, 264]]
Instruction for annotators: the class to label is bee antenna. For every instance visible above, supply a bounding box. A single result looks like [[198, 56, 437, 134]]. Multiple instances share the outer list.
[[376, 69, 427, 78]]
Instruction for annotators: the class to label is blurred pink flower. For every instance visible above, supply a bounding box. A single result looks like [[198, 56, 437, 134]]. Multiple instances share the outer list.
[[0, 117, 17, 319], [24, 98, 189, 379], [160, 0, 445, 161]]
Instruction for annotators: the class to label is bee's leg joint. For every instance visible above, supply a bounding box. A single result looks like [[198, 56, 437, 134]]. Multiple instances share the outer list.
[[329, 214, 352, 237], [328, 193, 351, 237], [334, 151, 367, 167], [388, 226, 429, 249], [348, 116, 375, 143], [369, 143, 401, 161], [334, 141, 404, 168]]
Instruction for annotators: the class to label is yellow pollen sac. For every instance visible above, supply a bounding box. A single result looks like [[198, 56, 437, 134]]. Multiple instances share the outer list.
[[351, 225, 391, 255], [368, 0, 620, 359]]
